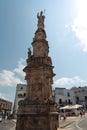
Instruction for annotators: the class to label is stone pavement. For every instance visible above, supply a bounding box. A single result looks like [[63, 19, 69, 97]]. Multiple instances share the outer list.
[[58, 116, 79, 130], [58, 112, 87, 130], [10, 119, 16, 130]]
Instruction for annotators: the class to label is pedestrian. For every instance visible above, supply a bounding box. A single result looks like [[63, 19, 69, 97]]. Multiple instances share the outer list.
[[80, 111, 83, 117], [83, 109, 85, 115], [82, 109, 85, 117], [63, 114, 66, 120]]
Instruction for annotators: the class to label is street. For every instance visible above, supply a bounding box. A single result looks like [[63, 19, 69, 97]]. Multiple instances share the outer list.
[[0, 120, 15, 130], [77, 116, 87, 130], [0, 116, 87, 130], [62, 116, 87, 130]]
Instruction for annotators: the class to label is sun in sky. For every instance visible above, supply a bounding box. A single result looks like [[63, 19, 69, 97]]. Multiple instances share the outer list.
[[72, 0, 87, 52]]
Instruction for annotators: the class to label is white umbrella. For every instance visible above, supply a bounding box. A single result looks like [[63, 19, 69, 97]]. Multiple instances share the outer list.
[[60, 105, 72, 110], [72, 104, 82, 109], [60, 104, 82, 110]]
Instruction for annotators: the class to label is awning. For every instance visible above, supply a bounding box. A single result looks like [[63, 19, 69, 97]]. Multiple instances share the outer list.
[[60, 104, 83, 110]]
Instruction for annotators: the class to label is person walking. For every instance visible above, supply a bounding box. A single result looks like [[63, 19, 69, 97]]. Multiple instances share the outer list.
[[80, 110, 83, 117]]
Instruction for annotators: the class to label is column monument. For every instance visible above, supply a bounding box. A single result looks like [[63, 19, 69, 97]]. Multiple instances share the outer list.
[[16, 11, 59, 130]]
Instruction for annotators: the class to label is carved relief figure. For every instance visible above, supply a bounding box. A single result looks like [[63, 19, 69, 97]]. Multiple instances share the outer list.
[[28, 48, 31, 59]]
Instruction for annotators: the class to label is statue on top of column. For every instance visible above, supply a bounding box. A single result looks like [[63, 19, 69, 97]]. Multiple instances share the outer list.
[[37, 11, 45, 29]]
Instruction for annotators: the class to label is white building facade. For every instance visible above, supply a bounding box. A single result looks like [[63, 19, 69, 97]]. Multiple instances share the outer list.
[[54, 88, 76, 107], [72, 86, 87, 109], [13, 84, 26, 117]]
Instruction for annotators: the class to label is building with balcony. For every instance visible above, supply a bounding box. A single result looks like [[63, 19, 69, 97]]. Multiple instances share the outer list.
[[0, 98, 12, 117]]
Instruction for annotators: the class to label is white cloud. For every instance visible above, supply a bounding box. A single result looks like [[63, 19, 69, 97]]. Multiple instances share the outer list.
[[72, 0, 87, 52], [0, 58, 25, 87], [0, 70, 23, 87], [13, 58, 25, 77], [0, 92, 10, 101], [54, 76, 87, 88]]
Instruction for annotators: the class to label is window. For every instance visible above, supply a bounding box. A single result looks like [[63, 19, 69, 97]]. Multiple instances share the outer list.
[[20, 87, 23, 90], [76, 96, 79, 104], [67, 92, 70, 97], [84, 96, 87, 100], [59, 98, 62, 104], [24, 93, 26, 96], [68, 99, 71, 104]]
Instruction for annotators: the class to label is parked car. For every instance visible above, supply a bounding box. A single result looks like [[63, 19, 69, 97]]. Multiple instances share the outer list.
[[0, 116, 2, 122]]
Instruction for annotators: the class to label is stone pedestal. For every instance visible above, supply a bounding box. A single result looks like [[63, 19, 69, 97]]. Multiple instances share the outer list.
[[16, 99, 59, 130]]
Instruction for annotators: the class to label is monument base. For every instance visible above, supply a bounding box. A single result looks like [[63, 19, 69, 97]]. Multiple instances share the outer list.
[[16, 99, 59, 130]]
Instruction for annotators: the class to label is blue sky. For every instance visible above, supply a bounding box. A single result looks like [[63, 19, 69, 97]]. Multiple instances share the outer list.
[[0, 0, 87, 102]]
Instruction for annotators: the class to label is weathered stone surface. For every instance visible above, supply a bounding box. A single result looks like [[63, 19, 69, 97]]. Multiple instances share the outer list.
[[16, 99, 58, 130], [16, 11, 59, 130]]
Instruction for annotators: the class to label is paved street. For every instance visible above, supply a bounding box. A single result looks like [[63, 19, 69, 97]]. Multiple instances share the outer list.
[[58, 113, 87, 130], [0, 120, 15, 130], [78, 116, 87, 130], [0, 114, 87, 130]]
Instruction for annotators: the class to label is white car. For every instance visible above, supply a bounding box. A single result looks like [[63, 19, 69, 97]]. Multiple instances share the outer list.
[[0, 116, 2, 122]]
